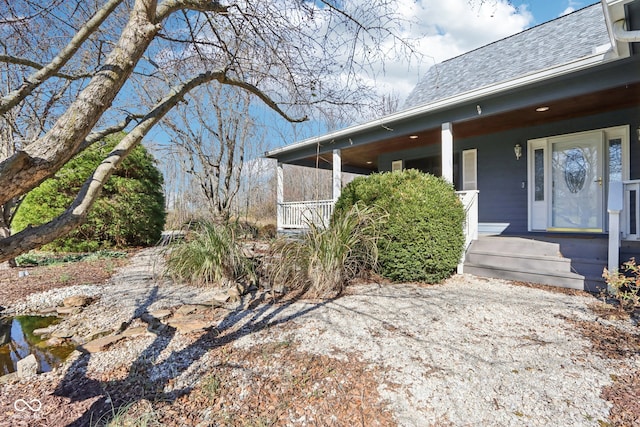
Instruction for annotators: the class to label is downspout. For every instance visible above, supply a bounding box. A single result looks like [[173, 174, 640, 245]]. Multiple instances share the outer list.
[[613, 19, 640, 42]]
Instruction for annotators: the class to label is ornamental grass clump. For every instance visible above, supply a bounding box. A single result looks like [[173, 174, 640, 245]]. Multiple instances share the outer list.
[[269, 203, 385, 297], [165, 222, 256, 287], [334, 169, 465, 283]]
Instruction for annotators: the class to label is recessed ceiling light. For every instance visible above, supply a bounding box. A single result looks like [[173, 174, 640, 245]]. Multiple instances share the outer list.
[[366, 161, 373, 164], [409, 135, 419, 139], [536, 106, 550, 112]]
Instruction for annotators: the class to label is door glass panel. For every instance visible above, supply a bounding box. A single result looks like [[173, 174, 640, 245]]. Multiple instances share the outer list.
[[608, 138, 622, 182], [551, 137, 602, 230], [534, 148, 544, 201]]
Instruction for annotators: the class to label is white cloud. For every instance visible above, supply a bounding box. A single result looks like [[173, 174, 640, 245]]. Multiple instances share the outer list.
[[367, 0, 534, 104], [560, 7, 575, 16]]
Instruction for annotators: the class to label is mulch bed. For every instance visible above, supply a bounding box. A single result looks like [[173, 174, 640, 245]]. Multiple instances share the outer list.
[[0, 257, 129, 308]]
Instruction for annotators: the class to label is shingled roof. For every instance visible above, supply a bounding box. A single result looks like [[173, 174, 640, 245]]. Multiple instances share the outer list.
[[403, 3, 610, 109]]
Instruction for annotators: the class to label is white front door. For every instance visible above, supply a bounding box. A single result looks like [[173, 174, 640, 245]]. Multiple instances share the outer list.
[[549, 132, 604, 231], [528, 126, 629, 233]]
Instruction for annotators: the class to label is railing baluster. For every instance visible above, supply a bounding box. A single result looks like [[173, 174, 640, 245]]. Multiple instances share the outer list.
[[622, 181, 640, 241], [277, 199, 335, 230]]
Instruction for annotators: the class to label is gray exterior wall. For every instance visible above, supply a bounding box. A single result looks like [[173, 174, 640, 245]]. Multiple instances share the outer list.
[[379, 107, 640, 234]]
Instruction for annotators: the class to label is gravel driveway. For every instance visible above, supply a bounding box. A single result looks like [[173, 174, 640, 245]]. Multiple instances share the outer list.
[[5, 248, 638, 426], [235, 276, 619, 426]]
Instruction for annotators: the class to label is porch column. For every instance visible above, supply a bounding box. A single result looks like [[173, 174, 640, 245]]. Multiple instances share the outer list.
[[607, 180, 623, 292], [276, 162, 284, 231], [332, 149, 342, 201], [441, 122, 453, 183]]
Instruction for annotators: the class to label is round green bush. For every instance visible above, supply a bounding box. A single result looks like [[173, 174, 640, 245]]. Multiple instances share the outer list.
[[13, 133, 166, 252], [334, 169, 465, 283]]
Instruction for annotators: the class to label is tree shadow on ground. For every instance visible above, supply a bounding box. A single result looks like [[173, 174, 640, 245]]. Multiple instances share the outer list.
[[53, 283, 333, 426]]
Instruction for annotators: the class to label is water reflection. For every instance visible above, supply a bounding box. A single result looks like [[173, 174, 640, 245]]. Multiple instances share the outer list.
[[0, 316, 75, 375]]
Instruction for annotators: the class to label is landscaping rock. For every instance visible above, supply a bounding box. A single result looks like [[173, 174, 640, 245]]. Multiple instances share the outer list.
[[175, 304, 198, 317], [211, 292, 230, 304], [80, 329, 114, 343], [62, 295, 94, 308], [32, 326, 54, 336], [121, 326, 152, 338], [56, 306, 81, 315], [16, 354, 38, 378], [149, 309, 172, 320], [45, 337, 66, 346], [0, 372, 18, 384], [166, 317, 210, 334], [51, 329, 74, 339], [81, 334, 123, 353]]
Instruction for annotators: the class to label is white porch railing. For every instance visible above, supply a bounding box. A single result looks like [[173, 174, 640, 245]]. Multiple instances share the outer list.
[[277, 199, 335, 230], [622, 179, 640, 241], [277, 191, 480, 250], [456, 190, 480, 250], [456, 190, 479, 273], [607, 180, 640, 276]]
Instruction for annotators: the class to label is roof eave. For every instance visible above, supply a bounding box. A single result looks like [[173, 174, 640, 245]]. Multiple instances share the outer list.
[[266, 49, 620, 159]]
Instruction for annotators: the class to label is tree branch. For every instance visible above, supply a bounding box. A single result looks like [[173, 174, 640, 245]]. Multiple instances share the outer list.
[[0, 55, 95, 81], [0, 0, 161, 207], [0, 66, 304, 261], [76, 114, 144, 154], [0, 0, 124, 114], [156, 0, 228, 23]]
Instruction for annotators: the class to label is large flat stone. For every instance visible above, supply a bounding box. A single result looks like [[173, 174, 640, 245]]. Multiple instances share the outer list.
[[149, 309, 172, 320], [0, 372, 18, 384], [32, 326, 54, 336], [63, 295, 94, 308], [17, 354, 38, 378], [56, 306, 81, 315], [80, 335, 123, 353], [51, 329, 74, 339], [121, 326, 154, 338], [166, 318, 210, 334]]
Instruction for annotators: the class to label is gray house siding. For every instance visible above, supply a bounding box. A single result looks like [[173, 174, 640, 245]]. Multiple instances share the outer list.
[[379, 106, 640, 234]]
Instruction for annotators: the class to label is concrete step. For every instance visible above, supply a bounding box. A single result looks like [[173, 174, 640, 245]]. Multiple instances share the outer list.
[[465, 250, 572, 274], [463, 263, 585, 290], [463, 236, 610, 292], [469, 237, 560, 257]]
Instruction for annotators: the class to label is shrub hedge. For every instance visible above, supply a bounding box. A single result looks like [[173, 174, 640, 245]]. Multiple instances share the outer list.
[[13, 133, 166, 252], [334, 169, 465, 283]]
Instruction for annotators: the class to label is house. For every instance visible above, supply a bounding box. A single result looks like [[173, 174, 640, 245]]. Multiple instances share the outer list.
[[265, 0, 640, 292]]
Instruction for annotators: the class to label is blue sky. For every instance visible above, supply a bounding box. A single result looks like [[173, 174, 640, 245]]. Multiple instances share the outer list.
[[265, 0, 599, 147], [149, 0, 600, 156], [512, 0, 592, 24]]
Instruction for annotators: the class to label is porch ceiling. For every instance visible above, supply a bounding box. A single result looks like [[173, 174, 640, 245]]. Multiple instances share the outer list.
[[300, 81, 640, 173]]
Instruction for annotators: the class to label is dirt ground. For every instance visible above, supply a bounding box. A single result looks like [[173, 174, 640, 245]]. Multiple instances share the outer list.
[[0, 251, 639, 426]]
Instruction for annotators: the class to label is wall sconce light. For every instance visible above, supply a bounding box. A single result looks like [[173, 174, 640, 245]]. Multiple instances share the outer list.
[[514, 143, 522, 160]]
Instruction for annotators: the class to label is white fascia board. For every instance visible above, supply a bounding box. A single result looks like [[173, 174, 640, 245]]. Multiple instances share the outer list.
[[266, 50, 618, 158]]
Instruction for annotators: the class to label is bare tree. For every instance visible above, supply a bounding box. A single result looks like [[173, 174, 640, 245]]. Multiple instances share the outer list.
[[0, 0, 416, 262], [162, 84, 255, 222]]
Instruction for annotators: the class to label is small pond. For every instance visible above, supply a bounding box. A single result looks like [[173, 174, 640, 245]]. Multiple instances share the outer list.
[[0, 315, 75, 375]]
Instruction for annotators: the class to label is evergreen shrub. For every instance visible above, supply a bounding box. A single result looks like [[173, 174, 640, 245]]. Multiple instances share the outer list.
[[13, 133, 166, 251], [334, 169, 465, 283]]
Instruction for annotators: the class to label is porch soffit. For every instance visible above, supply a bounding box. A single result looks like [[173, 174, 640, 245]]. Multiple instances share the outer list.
[[288, 80, 640, 173]]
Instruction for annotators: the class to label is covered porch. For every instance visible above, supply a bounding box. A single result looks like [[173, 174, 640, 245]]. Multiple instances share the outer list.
[[266, 0, 640, 290]]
